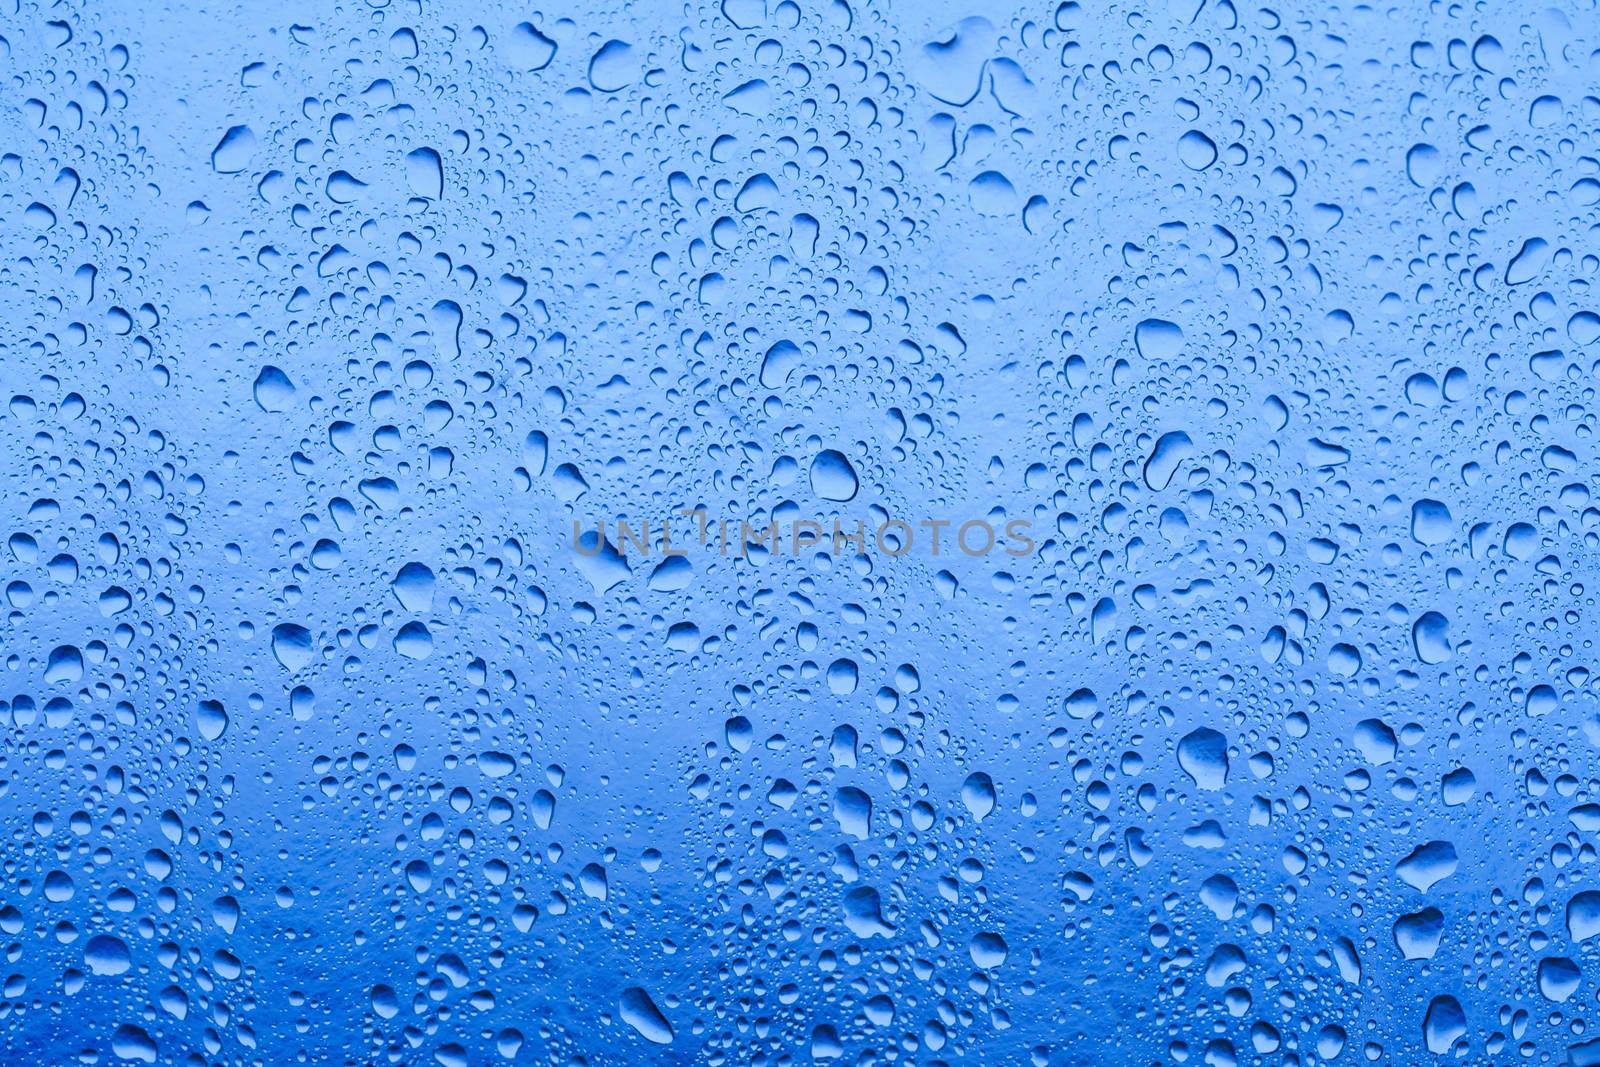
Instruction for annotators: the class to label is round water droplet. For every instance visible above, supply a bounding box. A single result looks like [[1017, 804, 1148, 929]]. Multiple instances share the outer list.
[[1177, 129, 1218, 170], [810, 449, 858, 502]]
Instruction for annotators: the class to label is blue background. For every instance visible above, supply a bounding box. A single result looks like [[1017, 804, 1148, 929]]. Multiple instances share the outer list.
[[2, 0, 1597, 1063]]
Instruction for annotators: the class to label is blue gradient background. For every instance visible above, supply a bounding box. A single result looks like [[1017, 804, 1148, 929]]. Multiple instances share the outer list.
[[2, 1, 1598, 1063]]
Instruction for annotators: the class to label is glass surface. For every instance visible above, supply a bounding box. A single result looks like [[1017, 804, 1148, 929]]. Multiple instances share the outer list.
[[1, 1, 1594, 1063]]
